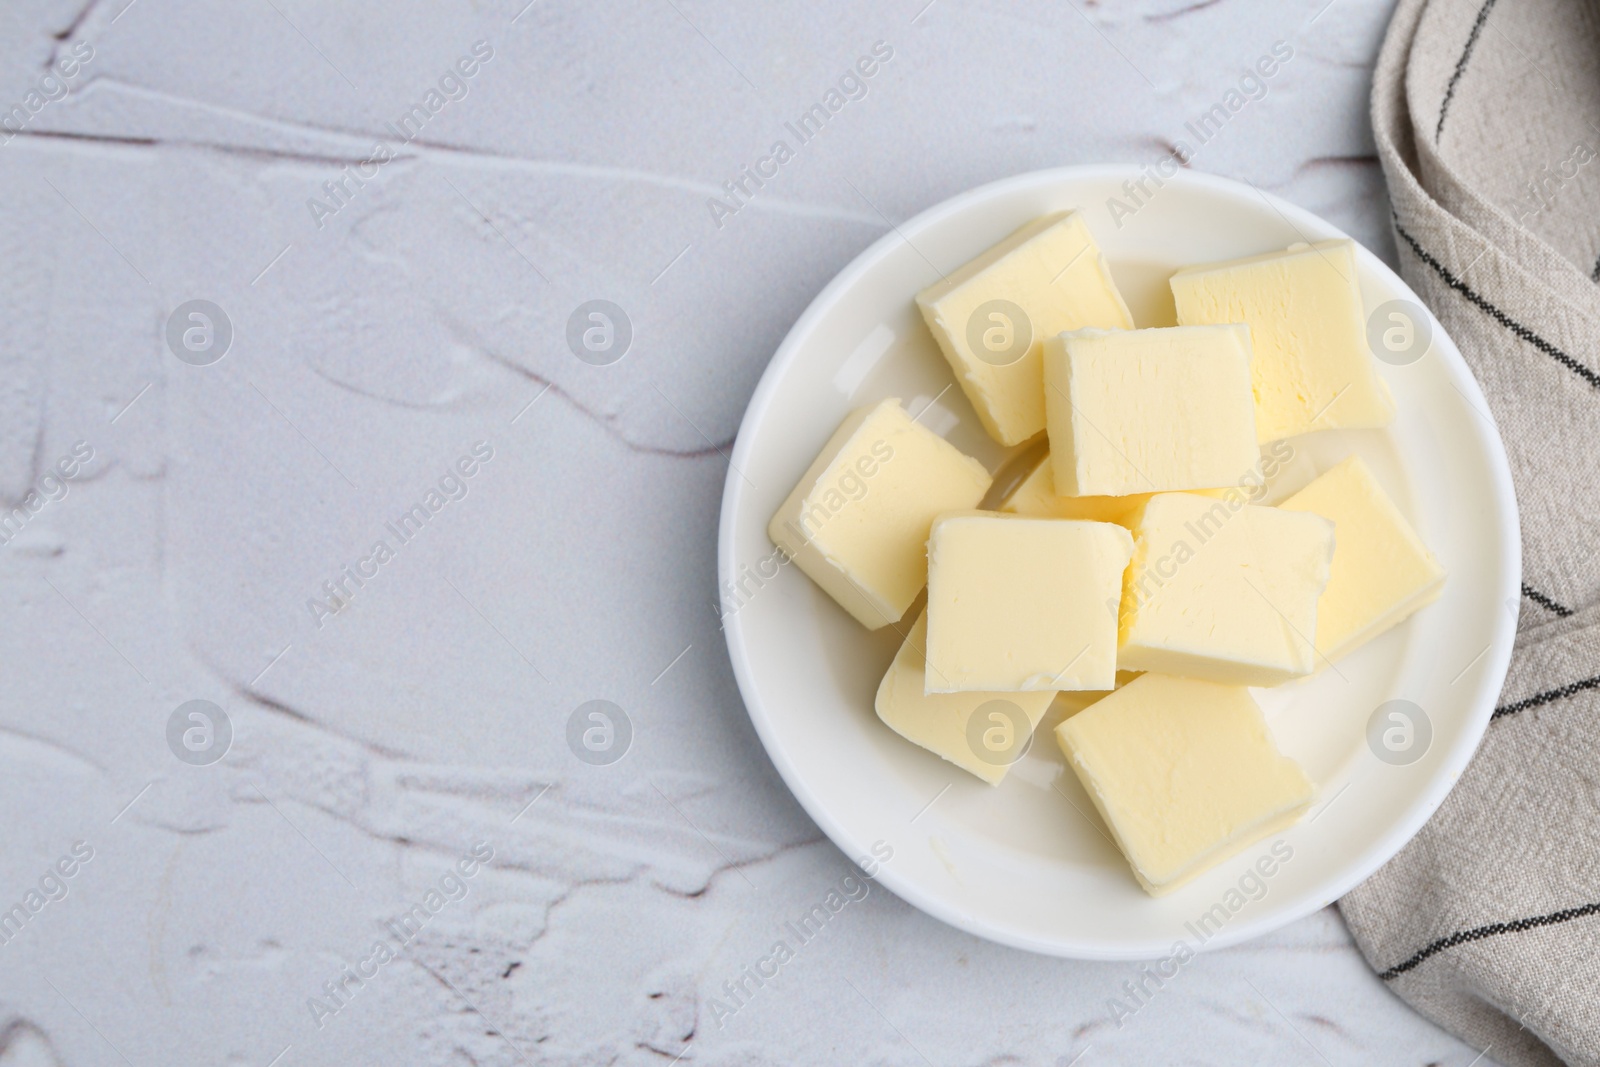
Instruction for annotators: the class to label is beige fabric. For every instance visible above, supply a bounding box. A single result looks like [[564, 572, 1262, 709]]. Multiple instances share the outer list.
[[1338, 1, 1600, 1063]]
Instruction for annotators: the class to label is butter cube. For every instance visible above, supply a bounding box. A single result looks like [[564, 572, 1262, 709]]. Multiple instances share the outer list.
[[875, 612, 1056, 785], [1043, 325, 1260, 498], [1051, 671, 1141, 722], [1120, 493, 1335, 686], [1280, 456, 1445, 664], [926, 513, 1133, 693], [1057, 672, 1314, 895], [1171, 240, 1395, 443], [999, 452, 1150, 526], [1000, 451, 1234, 528], [916, 212, 1133, 447], [769, 398, 991, 630]]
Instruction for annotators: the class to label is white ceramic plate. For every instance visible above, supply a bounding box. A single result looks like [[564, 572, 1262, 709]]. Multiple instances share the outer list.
[[717, 166, 1519, 959]]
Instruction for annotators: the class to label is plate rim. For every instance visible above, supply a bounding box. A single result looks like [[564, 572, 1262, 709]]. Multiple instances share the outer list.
[[717, 163, 1521, 959]]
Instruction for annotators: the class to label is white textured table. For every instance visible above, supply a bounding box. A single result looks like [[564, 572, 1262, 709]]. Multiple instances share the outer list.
[[0, 1, 1494, 1064]]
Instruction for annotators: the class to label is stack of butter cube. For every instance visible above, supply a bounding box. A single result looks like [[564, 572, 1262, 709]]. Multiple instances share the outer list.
[[768, 212, 1445, 896]]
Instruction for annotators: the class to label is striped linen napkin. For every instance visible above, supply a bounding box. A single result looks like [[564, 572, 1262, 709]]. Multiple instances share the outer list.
[[1338, 0, 1600, 1063]]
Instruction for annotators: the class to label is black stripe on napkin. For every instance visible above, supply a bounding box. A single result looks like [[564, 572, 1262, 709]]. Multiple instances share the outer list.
[[1393, 220, 1600, 391], [1436, 0, 1500, 140], [1493, 673, 1600, 721], [1522, 582, 1574, 617], [1380, 899, 1600, 980]]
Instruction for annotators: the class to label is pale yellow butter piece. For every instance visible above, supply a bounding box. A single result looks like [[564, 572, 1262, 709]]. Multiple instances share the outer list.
[[999, 452, 1234, 528], [1119, 492, 1334, 686], [925, 512, 1133, 693], [1170, 239, 1395, 443], [1043, 325, 1260, 498], [1057, 672, 1313, 895], [916, 212, 1133, 447], [999, 452, 1151, 526], [875, 612, 1056, 785], [769, 398, 991, 630], [1279, 456, 1445, 663]]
